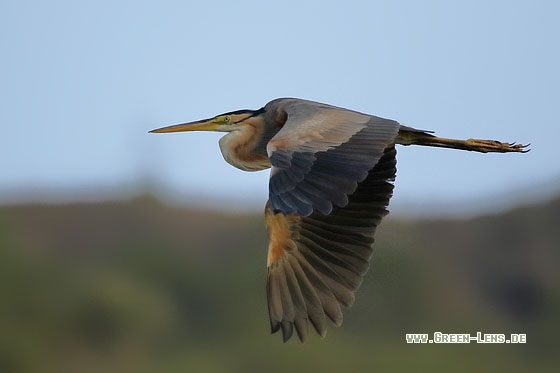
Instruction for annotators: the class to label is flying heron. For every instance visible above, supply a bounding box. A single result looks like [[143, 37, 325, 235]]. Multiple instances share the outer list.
[[150, 98, 528, 342]]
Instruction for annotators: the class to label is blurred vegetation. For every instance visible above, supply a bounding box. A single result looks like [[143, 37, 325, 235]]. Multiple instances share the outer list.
[[0, 194, 558, 373]]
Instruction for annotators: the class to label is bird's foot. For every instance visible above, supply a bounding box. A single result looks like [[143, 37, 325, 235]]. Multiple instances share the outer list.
[[465, 139, 530, 153]]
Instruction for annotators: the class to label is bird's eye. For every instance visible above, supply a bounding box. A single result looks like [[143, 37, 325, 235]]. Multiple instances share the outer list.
[[213, 115, 232, 124]]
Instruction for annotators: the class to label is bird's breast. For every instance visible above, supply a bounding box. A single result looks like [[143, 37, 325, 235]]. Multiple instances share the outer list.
[[219, 130, 272, 172]]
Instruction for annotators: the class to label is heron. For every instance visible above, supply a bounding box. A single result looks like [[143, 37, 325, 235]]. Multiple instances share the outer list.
[[150, 98, 528, 342]]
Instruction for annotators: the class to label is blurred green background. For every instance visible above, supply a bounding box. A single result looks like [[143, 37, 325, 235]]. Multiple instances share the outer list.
[[1, 193, 558, 373]]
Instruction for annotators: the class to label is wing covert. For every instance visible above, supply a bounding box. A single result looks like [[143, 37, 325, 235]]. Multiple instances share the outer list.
[[266, 100, 400, 216]]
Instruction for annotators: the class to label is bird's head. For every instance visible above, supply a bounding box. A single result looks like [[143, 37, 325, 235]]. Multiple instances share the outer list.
[[150, 108, 266, 134]]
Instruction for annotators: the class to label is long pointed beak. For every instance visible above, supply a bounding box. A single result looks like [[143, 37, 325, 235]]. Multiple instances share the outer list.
[[149, 118, 218, 133]]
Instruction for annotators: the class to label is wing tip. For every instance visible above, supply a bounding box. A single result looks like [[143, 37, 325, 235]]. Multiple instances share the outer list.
[[280, 320, 294, 342]]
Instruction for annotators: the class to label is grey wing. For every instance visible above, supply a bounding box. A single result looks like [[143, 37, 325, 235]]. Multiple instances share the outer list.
[[266, 146, 397, 342], [266, 99, 401, 216]]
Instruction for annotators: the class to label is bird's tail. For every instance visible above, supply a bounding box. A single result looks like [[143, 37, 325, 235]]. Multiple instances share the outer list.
[[395, 130, 529, 153]]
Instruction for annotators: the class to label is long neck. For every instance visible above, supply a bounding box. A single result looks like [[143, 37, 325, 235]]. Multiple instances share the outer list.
[[218, 120, 277, 171]]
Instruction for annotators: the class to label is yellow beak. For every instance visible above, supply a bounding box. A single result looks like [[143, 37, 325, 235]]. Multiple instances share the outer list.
[[149, 118, 218, 133]]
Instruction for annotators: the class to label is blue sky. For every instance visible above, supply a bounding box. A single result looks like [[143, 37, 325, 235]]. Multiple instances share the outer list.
[[1, 0, 559, 216]]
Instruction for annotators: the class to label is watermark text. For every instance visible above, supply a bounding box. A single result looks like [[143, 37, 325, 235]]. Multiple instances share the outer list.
[[406, 332, 526, 344]]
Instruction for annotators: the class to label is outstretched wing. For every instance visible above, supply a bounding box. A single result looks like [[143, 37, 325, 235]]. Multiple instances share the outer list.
[[266, 99, 400, 216], [266, 146, 397, 342]]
